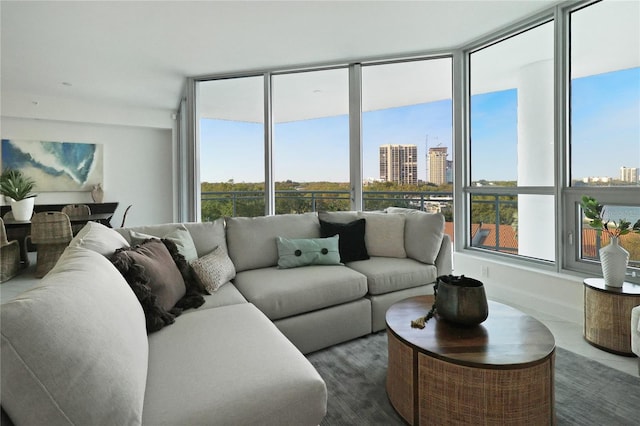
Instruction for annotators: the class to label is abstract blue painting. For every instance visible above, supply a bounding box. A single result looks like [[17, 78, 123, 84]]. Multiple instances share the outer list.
[[1, 139, 103, 192]]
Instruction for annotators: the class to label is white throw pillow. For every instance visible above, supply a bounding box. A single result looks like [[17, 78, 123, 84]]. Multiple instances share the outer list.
[[68, 221, 130, 256], [386, 207, 445, 264], [190, 246, 236, 292], [357, 212, 407, 258], [0, 247, 148, 426]]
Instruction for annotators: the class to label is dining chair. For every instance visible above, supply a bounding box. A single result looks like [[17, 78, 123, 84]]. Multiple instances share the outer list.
[[62, 204, 91, 235], [30, 212, 73, 278], [0, 217, 21, 282]]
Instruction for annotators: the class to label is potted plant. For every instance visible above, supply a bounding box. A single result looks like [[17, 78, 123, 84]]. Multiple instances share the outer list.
[[0, 168, 37, 221], [581, 196, 640, 287]]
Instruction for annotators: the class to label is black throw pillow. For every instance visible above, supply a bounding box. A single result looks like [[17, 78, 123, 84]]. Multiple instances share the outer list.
[[319, 218, 369, 263]]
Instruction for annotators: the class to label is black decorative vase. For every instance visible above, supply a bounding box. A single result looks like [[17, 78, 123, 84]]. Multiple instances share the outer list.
[[435, 275, 488, 326]]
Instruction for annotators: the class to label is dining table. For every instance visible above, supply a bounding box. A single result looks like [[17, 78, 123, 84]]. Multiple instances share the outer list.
[[3, 211, 117, 267]]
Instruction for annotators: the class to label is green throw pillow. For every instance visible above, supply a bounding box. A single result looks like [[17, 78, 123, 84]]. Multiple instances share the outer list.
[[276, 235, 341, 269]]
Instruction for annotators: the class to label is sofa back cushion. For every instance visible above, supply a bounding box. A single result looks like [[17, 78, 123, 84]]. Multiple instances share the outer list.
[[129, 226, 198, 262], [119, 219, 227, 259], [386, 207, 445, 264], [0, 247, 148, 426], [226, 213, 320, 272]]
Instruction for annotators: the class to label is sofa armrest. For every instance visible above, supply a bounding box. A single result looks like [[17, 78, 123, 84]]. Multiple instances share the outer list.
[[435, 234, 453, 276]]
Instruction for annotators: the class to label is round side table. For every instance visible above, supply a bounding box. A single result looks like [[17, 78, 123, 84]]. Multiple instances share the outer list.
[[583, 278, 640, 356]]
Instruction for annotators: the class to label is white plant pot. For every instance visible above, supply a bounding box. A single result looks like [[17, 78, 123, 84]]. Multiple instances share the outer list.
[[10, 197, 35, 221], [599, 237, 629, 288]]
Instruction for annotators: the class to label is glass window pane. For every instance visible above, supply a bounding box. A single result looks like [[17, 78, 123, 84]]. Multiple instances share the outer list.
[[198, 77, 265, 220], [470, 22, 554, 187], [470, 194, 554, 261], [362, 58, 453, 240], [570, 1, 640, 187], [272, 69, 350, 214]]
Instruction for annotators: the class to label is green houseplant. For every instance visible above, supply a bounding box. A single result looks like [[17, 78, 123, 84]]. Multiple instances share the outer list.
[[581, 196, 640, 287], [0, 168, 37, 221], [581, 196, 640, 238]]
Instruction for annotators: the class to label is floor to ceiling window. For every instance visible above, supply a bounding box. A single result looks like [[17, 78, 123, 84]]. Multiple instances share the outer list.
[[468, 20, 555, 262], [362, 58, 453, 240], [197, 76, 265, 220], [272, 68, 350, 214], [187, 0, 639, 282], [565, 0, 640, 277]]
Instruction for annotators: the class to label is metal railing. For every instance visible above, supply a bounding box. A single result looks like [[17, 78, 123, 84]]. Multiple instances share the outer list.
[[201, 189, 453, 219]]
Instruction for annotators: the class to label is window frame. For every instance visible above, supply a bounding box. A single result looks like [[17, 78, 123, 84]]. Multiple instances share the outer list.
[[181, 0, 639, 283]]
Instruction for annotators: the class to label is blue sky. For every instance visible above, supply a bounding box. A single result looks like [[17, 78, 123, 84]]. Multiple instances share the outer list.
[[200, 67, 639, 183]]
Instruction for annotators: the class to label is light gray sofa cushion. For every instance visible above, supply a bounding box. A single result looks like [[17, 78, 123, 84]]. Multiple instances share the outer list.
[[142, 303, 327, 426], [0, 247, 148, 426], [196, 283, 248, 310], [119, 220, 227, 258], [385, 208, 445, 264], [226, 213, 320, 272], [183, 219, 228, 257], [129, 226, 199, 262], [347, 256, 437, 295], [357, 211, 406, 258], [317, 210, 359, 224], [234, 265, 368, 320]]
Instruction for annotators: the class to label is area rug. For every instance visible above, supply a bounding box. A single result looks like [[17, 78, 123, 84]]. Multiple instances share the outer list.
[[306, 332, 640, 426]]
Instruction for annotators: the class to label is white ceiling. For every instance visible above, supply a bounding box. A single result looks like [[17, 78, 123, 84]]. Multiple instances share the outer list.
[[1, 0, 570, 126]]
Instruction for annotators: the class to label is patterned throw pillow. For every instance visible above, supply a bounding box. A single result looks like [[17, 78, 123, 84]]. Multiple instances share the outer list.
[[190, 246, 236, 293], [276, 235, 341, 269]]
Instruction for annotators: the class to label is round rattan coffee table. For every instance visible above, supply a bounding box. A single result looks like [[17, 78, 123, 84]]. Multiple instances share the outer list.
[[386, 295, 555, 426]]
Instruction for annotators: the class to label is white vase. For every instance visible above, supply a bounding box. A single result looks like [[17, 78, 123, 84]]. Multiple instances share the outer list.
[[599, 237, 629, 288], [10, 197, 35, 221]]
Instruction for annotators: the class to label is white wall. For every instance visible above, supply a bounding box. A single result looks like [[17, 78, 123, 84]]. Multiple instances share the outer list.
[[453, 252, 585, 324], [1, 116, 174, 227]]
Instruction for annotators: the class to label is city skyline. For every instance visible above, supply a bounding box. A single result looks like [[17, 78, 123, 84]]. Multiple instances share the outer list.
[[199, 67, 639, 184]]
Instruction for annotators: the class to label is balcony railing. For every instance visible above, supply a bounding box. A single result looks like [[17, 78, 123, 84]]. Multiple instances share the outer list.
[[201, 189, 453, 219], [200, 189, 640, 265]]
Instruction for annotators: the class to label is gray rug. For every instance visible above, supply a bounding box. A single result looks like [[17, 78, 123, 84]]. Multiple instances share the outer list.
[[307, 332, 640, 425]]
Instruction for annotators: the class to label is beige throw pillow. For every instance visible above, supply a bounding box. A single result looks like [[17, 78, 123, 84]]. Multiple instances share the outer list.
[[386, 207, 445, 264], [190, 246, 236, 292], [357, 212, 406, 258]]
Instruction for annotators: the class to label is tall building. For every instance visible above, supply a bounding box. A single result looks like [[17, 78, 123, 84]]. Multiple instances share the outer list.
[[428, 146, 448, 185], [379, 144, 418, 185], [620, 166, 639, 183]]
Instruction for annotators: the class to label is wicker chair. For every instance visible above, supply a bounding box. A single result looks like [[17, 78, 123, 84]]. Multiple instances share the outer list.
[[62, 204, 91, 235], [0, 217, 21, 282], [30, 212, 73, 278]]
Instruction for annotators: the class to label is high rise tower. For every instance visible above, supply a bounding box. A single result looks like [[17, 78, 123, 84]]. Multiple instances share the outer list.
[[428, 146, 448, 185], [620, 166, 639, 183], [379, 144, 418, 185]]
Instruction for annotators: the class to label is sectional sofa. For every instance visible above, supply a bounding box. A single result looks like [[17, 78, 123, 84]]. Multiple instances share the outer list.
[[1, 208, 451, 425]]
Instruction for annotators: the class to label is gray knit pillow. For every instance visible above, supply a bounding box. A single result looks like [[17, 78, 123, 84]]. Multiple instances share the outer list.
[[190, 246, 236, 292]]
